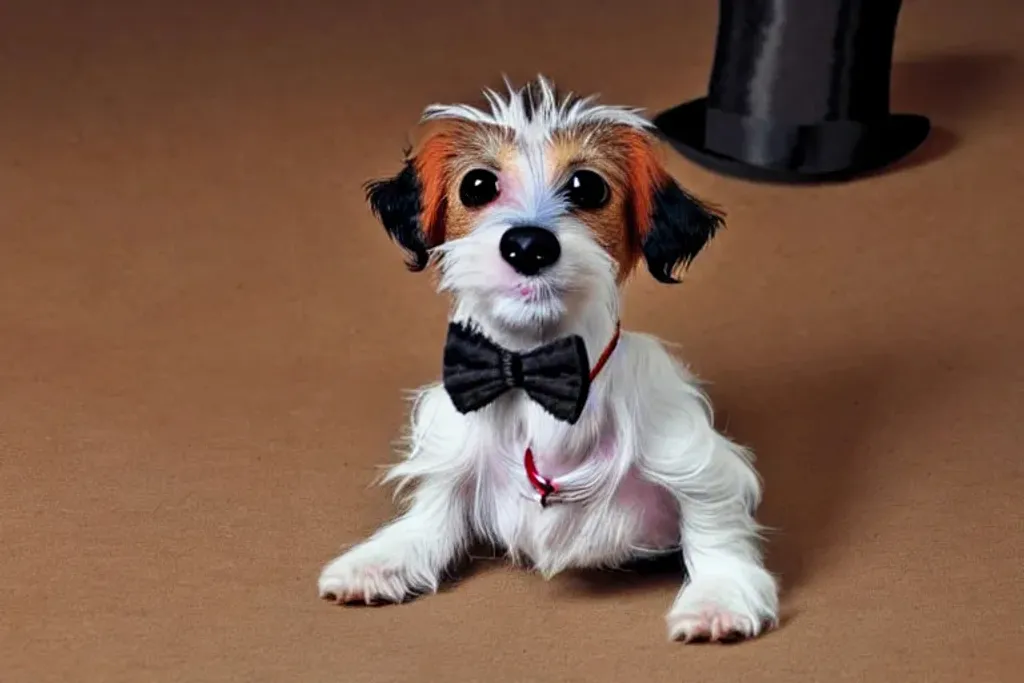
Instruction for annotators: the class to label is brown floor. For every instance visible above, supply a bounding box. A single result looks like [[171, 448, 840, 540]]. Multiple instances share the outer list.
[[2, 1, 1022, 681]]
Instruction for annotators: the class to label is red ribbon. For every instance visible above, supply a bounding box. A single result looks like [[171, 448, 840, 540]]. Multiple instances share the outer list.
[[524, 446, 557, 506], [522, 322, 621, 507]]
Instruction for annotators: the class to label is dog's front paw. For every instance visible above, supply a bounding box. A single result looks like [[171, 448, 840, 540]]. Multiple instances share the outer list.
[[318, 544, 429, 606], [666, 572, 778, 643], [667, 603, 758, 643]]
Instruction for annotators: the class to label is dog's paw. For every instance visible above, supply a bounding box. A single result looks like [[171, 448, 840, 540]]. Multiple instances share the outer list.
[[317, 548, 425, 606], [667, 604, 758, 643], [666, 573, 778, 643]]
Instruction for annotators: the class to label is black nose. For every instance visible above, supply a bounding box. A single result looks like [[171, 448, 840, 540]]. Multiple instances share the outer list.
[[499, 226, 561, 276]]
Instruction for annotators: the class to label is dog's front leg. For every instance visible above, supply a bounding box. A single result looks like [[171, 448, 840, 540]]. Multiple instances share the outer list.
[[318, 476, 468, 605], [647, 431, 780, 642], [318, 387, 471, 605]]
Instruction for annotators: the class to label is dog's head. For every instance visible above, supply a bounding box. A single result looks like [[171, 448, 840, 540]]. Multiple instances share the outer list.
[[365, 76, 723, 336]]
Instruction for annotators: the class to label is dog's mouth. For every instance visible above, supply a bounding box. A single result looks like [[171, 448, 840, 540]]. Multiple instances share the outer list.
[[476, 278, 570, 331], [510, 280, 565, 304]]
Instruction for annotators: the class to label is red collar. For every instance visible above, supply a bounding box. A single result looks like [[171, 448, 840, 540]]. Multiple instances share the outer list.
[[524, 322, 621, 506]]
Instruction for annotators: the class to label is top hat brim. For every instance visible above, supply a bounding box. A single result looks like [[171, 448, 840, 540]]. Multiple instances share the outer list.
[[652, 98, 931, 184]]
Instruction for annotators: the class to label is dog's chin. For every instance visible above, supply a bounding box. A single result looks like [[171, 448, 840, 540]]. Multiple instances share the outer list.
[[456, 285, 572, 338], [490, 294, 567, 331]]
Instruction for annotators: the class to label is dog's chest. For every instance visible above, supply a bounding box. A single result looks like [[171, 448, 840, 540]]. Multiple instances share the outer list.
[[469, 398, 680, 571]]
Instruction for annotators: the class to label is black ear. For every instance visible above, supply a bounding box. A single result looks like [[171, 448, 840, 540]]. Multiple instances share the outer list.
[[641, 180, 724, 284], [364, 159, 431, 272]]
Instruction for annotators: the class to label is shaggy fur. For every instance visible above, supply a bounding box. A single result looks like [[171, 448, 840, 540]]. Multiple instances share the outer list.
[[319, 76, 780, 642]]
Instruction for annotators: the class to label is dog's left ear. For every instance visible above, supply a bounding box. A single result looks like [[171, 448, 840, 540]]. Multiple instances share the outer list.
[[364, 127, 457, 272], [624, 132, 725, 284]]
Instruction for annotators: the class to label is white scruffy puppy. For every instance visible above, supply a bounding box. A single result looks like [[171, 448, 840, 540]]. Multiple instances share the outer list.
[[319, 77, 779, 642]]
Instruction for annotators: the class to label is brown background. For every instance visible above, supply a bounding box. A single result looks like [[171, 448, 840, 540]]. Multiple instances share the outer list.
[[2, 1, 1022, 681]]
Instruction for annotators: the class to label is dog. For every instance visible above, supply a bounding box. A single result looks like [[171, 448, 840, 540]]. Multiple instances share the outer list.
[[318, 77, 780, 642]]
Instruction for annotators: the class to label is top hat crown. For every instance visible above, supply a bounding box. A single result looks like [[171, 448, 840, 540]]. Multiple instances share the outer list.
[[654, 0, 930, 183]]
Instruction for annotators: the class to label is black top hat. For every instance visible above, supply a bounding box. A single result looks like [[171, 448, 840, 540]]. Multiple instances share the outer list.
[[653, 0, 930, 183]]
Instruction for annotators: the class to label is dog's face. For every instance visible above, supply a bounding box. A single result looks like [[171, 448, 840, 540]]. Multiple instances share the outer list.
[[365, 78, 723, 335]]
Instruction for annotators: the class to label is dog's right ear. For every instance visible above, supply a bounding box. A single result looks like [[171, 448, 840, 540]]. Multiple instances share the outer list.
[[365, 129, 456, 272]]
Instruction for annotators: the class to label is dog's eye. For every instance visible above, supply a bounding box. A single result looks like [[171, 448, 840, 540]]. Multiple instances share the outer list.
[[459, 169, 500, 208], [564, 170, 610, 210]]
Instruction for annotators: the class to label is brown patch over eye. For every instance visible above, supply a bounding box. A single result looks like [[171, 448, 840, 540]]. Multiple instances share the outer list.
[[441, 128, 516, 241], [409, 123, 513, 243], [550, 128, 667, 281]]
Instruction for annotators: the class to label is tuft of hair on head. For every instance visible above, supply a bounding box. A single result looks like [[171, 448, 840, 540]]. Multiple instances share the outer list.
[[421, 74, 654, 139]]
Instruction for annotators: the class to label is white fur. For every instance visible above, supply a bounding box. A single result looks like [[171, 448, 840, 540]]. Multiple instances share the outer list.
[[319, 79, 780, 642], [423, 74, 653, 141]]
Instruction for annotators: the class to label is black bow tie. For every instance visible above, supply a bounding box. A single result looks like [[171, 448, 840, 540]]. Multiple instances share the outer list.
[[442, 322, 592, 424]]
